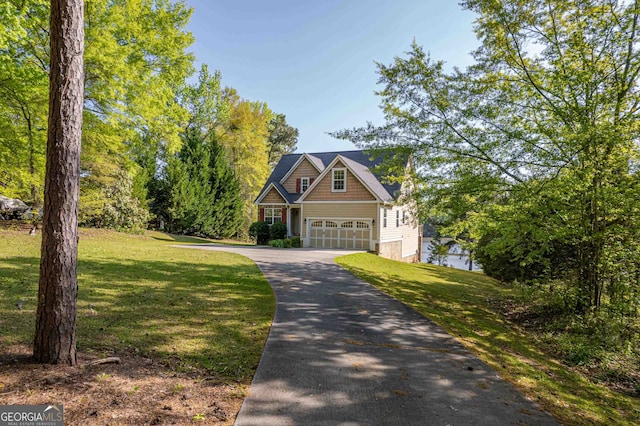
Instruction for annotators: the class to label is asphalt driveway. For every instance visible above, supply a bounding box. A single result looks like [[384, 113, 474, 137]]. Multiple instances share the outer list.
[[182, 245, 557, 426]]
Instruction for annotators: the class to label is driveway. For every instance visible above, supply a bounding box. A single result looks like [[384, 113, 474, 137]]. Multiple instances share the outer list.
[[182, 245, 557, 426]]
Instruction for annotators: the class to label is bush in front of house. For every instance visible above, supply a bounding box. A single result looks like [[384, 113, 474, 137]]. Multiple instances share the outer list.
[[269, 238, 296, 248], [291, 236, 301, 248], [249, 221, 270, 245], [270, 222, 287, 240], [269, 239, 284, 248]]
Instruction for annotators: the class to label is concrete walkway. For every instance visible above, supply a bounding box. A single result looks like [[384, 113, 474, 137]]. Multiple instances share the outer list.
[[182, 245, 557, 426]]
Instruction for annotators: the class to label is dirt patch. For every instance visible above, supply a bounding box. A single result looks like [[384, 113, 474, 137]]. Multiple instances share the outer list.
[[0, 345, 245, 425]]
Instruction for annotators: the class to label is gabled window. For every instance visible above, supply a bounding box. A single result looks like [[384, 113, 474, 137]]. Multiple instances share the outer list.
[[264, 208, 282, 225], [301, 177, 310, 193], [332, 168, 346, 192]]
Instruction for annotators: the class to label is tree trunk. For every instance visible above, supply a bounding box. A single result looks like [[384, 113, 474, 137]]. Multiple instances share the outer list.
[[33, 0, 84, 365]]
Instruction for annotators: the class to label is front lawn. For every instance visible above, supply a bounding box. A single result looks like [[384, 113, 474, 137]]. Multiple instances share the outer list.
[[0, 229, 275, 424], [336, 253, 640, 426]]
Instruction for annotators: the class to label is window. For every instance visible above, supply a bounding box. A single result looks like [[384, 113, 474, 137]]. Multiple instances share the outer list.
[[402, 210, 406, 225], [396, 210, 400, 227], [332, 168, 346, 192], [264, 208, 282, 225], [301, 177, 310, 193], [383, 208, 387, 228]]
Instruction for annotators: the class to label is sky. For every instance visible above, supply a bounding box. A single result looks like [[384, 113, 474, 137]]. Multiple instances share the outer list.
[[185, 0, 480, 153]]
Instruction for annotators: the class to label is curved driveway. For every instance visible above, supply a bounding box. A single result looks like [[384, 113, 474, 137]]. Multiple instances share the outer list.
[[182, 245, 557, 426]]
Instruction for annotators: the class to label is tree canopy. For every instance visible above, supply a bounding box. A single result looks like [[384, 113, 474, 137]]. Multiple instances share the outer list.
[[0, 1, 297, 238], [335, 0, 640, 316]]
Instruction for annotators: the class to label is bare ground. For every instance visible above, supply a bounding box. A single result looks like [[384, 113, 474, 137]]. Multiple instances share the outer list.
[[0, 345, 245, 425]]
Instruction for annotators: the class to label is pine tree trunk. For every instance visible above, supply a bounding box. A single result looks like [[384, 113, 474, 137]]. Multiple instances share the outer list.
[[33, 0, 84, 365]]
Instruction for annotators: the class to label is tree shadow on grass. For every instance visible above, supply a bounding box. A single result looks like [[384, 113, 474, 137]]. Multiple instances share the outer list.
[[0, 254, 274, 383], [337, 260, 638, 426], [150, 232, 221, 244]]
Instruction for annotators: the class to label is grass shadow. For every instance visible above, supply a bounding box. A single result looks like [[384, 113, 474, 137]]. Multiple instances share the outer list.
[[0, 230, 275, 384], [336, 253, 640, 426]]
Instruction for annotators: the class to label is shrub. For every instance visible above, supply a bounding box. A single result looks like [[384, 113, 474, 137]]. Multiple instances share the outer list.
[[291, 236, 301, 248], [269, 239, 285, 248], [270, 222, 287, 240], [249, 221, 270, 245], [283, 238, 292, 248]]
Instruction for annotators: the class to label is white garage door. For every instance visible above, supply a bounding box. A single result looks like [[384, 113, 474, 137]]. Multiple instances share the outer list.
[[309, 219, 371, 249]]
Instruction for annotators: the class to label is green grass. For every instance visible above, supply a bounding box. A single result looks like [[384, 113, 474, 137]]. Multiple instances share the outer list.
[[336, 253, 640, 426], [0, 229, 274, 383]]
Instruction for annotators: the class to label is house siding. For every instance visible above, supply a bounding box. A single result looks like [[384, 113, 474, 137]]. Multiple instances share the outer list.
[[301, 203, 378, 241], [261, 187, 286, 204], [304, 161, 376, 201], [282, 158, 321, 193], [378, 204, 420, 262]]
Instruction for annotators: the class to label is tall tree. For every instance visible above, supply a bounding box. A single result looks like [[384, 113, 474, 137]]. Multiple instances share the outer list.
[[335, 0, 640, 313], [150, 66, 242, 237], [0, 1, 49, 204], [216, 88, 272, 235], [267, 113, 298, 168], [34, 0, 84, 365], [155, 128, 242, 237], [0, 0, 194, 226]]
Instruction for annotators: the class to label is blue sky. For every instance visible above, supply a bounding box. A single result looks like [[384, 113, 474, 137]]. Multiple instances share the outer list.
[[185, 1, 480, 153]]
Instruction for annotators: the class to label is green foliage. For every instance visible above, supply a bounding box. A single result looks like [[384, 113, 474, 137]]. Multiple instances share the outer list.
[[268, 238, 294, 248], [425, 237, 451, 266], [216, 88, 273, 235], [249, 221, 269, 245], [0, 228, 275, 383], [154, 128, 243, 238], [290, 236, 301, 248], [0, 0, 194, 217], [269, 239, 284, 248], [102, 170, 150, 233], [269, 222, 287, 240], [334, 0, 640, 337], [337, 253, 640, 425], [267, 113, 298, 168]]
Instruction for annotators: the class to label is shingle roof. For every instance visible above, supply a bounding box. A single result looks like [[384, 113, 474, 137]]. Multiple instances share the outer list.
[[255, 150, 404, 204]]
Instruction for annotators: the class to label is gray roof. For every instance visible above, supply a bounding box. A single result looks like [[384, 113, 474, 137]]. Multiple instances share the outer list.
[[255, 150, 404, 204]]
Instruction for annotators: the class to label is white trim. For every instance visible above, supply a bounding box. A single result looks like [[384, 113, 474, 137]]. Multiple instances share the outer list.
[[255, 182, 288, 204], [403, 249, 418, 258], [264, 207, 284, 225], [279, 153, 323, 185], [296, 155, 383, 203], [301, 200, 379, 204], [331, 167, 347, 192], [379, 237, 403, 243], [305, 217, 373, 250], [306, 217, 374, 221], [257, 203, 287, 206], [301, 176, 310, 193], [286, 207, 292, 237]]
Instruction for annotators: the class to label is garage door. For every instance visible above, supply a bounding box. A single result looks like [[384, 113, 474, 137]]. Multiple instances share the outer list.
[[309, 219, 371, 249]]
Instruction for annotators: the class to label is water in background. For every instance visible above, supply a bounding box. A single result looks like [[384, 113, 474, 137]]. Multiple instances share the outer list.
[[421, 238, 483, 272]]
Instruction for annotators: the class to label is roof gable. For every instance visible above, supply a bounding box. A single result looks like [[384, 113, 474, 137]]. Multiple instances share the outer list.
[[279, 153, 323, 185], [255, 182, 288, 204], [254, 149, 406, 205], [296, 155, 388, 203]]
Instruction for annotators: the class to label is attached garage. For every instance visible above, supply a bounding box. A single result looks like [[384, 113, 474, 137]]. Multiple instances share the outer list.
[[308, 218, 371, 249]]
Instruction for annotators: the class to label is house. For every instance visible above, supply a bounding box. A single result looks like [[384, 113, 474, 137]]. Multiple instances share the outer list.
[[254, 150, 421, 262]]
